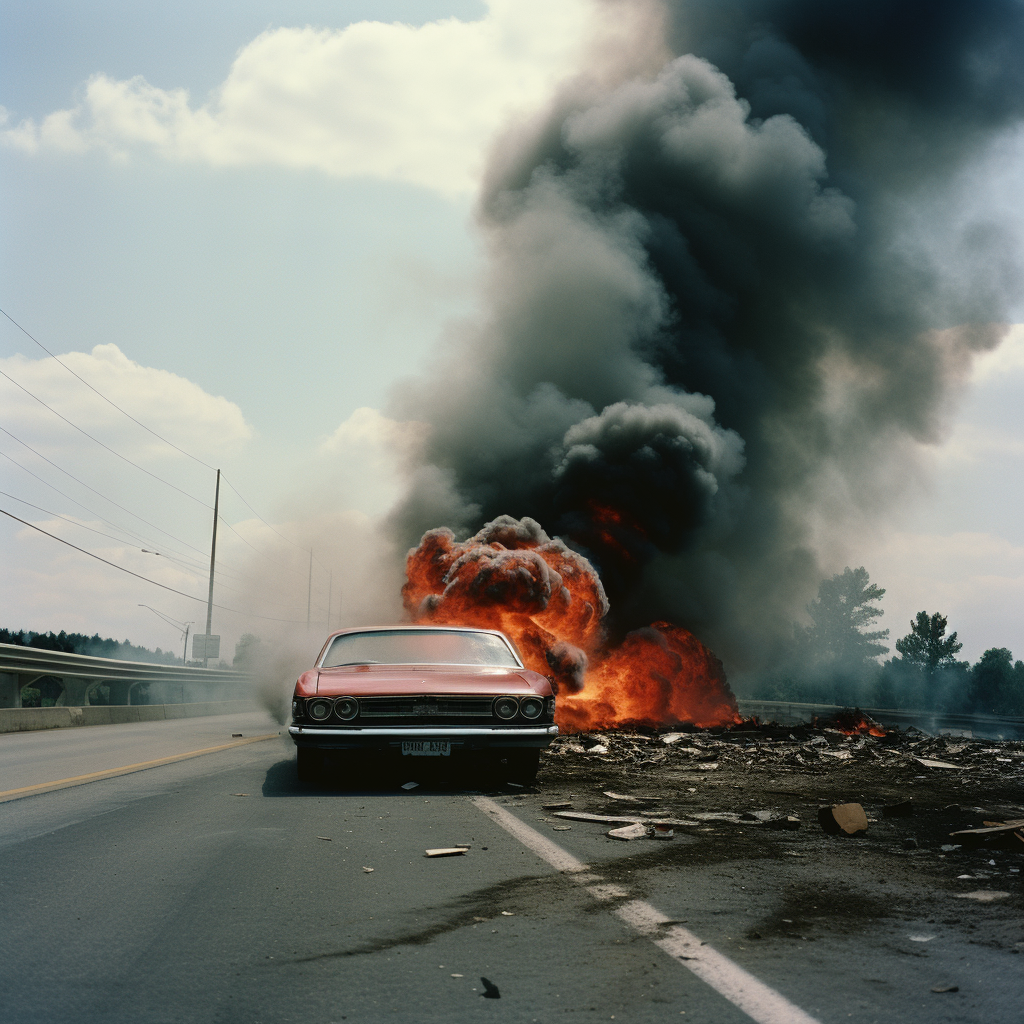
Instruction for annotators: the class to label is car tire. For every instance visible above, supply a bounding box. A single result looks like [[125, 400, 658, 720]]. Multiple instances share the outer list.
[[296, 747, 322, 784], [502, 748, 540, 785]]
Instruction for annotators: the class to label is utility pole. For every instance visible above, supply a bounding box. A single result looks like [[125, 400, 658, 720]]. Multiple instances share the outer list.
[[204, 469, 221, 667], [327, 570, 333, 630], [306, 550, 312, 628], [183, 623, 191, 665]]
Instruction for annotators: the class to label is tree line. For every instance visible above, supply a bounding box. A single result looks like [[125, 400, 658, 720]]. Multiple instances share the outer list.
[[752, 567, 1024, 716], [0, 628, 183, 665]]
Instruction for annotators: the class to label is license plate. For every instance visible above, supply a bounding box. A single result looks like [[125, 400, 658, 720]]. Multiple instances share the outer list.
[[401, 740, 451, 756]]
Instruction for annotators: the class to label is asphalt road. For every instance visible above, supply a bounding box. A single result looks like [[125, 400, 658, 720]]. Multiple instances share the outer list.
[[1, 716, 1021, 1024]]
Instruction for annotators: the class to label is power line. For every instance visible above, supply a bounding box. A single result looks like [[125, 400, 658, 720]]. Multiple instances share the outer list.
[[1, 309, 323, 569], [0, 310, 333, 580], [0, 448, 248, 586], [0, 433, 306, 589], [0, 307, 218, 471], [0, 366, 211, 507], [216, 515, 310, 579], [1, 506, 312, 624], [0, 488, 251, 595], [0, 425, 214, 562], [220, 472, 329, 572]]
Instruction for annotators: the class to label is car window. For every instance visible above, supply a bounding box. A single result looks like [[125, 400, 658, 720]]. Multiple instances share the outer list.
[[321, 630, 521, 668]]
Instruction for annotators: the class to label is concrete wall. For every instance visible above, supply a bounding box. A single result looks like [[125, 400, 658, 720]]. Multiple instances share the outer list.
[[0, 700, 260, 734]]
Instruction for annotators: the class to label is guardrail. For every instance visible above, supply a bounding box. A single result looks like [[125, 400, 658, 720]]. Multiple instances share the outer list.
[[0, 643, 253, 708], [736, 698, 1024, 740]]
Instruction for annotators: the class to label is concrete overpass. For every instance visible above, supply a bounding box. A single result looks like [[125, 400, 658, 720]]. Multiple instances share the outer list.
[[0, 643, 251, 708]]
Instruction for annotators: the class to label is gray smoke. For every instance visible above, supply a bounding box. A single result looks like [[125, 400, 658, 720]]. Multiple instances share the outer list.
[[388, 0, 1024, 671]]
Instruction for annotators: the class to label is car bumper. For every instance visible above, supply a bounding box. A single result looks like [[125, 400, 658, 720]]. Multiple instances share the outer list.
[[289, 723, 558, 750]]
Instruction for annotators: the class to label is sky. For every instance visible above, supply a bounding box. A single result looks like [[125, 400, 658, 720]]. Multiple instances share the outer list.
[[2, 0, 1024, 668]]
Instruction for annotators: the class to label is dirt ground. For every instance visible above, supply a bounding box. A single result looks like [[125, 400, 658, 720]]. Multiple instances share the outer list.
[[533, 721, 1024, 954]]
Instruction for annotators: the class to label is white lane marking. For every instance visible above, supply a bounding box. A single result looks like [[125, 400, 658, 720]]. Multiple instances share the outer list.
[[472, 795, 821, 1024]]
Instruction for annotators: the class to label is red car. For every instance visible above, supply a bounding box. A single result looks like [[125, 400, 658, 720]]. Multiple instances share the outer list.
[[289, 625, 558, 784]]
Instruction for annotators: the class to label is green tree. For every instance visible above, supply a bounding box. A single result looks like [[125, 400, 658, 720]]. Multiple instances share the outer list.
[[798, 566, 889, 673], [895, 611, 962, 671], [969, 648, 1024, 715]]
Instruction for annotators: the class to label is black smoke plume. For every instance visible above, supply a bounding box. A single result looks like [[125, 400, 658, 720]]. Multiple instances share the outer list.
[[388, 0, 1024, 671]]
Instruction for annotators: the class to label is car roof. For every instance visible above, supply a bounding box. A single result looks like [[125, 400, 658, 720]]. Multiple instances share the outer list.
[[321, 624, 511, 641]]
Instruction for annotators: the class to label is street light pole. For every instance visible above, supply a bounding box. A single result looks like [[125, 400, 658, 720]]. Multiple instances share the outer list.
[[204, 469, 221, 667]]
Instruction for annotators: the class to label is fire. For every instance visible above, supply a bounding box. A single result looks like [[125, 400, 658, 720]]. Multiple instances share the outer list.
[[819, 710, 887, 738], [403, 515, 741, 732]]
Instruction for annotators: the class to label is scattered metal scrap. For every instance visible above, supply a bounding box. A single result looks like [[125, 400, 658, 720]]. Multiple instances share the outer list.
[[547, 713, 1024, 779]]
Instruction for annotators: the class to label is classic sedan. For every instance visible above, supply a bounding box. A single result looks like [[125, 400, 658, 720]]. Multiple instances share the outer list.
[[289, 625, 558, 783]]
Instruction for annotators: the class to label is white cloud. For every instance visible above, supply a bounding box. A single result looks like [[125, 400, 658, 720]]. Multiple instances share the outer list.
[[2, 0, 593, 197], [0, 343, 252, 461]]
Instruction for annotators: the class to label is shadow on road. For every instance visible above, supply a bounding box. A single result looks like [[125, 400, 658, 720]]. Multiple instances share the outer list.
[[261, 754, 537, 798]]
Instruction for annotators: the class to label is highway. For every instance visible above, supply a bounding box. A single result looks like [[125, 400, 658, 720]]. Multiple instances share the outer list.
[[1, 715, 1021, 1023]]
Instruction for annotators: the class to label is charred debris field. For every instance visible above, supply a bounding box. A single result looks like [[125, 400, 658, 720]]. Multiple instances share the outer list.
[[519, 719, 1024, 953]]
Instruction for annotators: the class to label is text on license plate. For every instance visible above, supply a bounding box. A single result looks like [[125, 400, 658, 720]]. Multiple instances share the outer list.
[[401, 740, 451, 756]]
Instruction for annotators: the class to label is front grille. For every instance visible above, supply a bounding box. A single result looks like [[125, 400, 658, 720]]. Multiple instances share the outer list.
[[358, 695, 495, 719], [292, 693, 554, 727]]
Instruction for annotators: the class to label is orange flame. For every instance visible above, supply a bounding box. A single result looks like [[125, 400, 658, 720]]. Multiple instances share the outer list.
[[403, 517, 741, 733], [818, 709, 887, 737]]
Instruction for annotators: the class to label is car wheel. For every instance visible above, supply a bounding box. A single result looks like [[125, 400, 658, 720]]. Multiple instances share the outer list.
[[296, 747, 322, 784], [502, 748, 540, 785]]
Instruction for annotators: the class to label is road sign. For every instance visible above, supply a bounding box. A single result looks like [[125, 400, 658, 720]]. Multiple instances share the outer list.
[[192, 634, 221, 660]]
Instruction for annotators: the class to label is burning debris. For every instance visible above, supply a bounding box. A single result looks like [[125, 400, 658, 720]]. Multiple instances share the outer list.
[[403, 515, 741, 731], [541, 718, 1024, 809]]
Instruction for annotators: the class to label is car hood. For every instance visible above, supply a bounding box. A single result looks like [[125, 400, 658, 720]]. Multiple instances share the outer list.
[[313, 664, 545, 696]]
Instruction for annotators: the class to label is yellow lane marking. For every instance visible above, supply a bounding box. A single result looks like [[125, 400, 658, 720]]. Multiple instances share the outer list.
[[0, 733, 280, 804]]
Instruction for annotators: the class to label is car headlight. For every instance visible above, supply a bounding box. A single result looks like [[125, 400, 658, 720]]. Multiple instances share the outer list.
[[334, 696, 359, 720], [493, 695, 520, 720], [308, 698, 333, 721], [519, 696, 544, 720]]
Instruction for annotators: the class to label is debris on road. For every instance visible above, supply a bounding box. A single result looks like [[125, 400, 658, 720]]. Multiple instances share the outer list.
[[607, 822, 649, 840], [553, 810, 693, 827], [231, 793, 249, 797], [362, 866, 374, 872], [545, 717, 1024, 781], [480, 977, 501, 999], [603, 790, 657, 803], [931, 984, 959, 993], [401, 781, 419, 790], [542, 802, 573, 810], [317, 836, 332, 841], [916, 757, 967, 770], [425, 847, 470, 857], [818, 803, 868, 835], [500, 911, 514, 916], [955, 890, 1010, 902], [949, 819, 1024, 847]]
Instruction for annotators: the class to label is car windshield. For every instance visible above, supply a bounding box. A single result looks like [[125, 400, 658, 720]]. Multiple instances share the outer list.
[[320, 629, 521, 668]]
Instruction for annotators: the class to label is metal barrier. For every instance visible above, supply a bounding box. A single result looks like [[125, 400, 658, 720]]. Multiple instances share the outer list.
[[736, 698, 1024, 740], [0, 643, 253, 709]]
